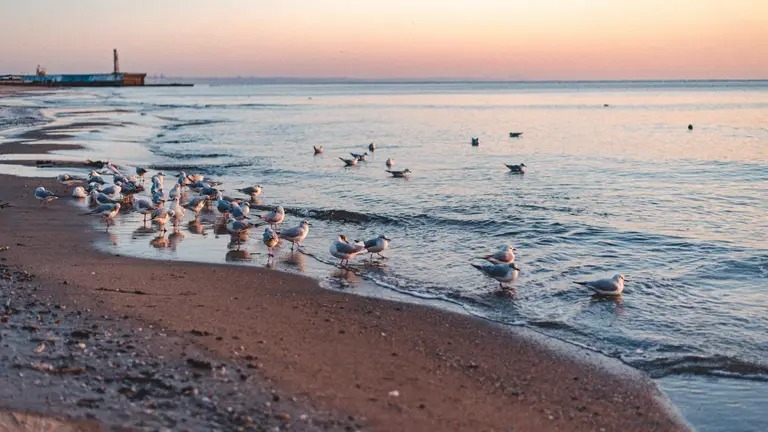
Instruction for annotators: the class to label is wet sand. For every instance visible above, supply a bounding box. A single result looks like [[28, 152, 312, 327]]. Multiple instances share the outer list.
[[0, 93, 692, 431]]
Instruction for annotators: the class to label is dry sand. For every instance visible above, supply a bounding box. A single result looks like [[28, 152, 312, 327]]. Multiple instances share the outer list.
[[0, 91, 692, 431]]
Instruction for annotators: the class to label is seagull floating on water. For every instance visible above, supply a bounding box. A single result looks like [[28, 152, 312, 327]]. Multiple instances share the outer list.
[[329, 234, 366, 268], [368, 142, 376, 152], [505, 163, 526, 174], [339, 156, 360, 167], [385, 158, 394, 168], [279, 220, 311, 251], [471, 262, 521, 290], [573, 274, 626, 296], [509, 132, 523, 138], [386, 168, 411, 178], [350, 151, 368, 162], [313, 145, 324, 155]]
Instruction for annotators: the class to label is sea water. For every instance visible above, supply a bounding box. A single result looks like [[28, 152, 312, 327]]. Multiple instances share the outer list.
[[1, 81, 767, 431]]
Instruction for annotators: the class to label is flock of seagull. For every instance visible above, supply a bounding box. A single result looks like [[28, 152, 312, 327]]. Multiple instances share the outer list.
[[31, 140, 625, 297]]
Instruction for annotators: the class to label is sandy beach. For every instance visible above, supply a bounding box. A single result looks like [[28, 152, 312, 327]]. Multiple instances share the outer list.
[[0, 90, 692, 431]]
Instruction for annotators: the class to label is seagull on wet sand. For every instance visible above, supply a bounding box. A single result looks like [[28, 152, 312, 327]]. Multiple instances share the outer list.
[[132, 195, 157, 224], [83, 203, 121, 231], [505, 163, 526, 174], [471, 262, 521, 290], [263, 227, 280, 258], [481, 245, 516, 264], [72, 186, 87, 198], [236, 185, 262, 199], [573, 274, 626, 296], [362, 234, 390, 261], [329, 234, 366, 268], [34, 187, 59, 206], [57, 173, 84, 185], [279, 220, 311, 251]]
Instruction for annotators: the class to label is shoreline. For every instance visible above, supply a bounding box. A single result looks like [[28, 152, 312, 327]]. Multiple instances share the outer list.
[[0, 92, 692, 430]]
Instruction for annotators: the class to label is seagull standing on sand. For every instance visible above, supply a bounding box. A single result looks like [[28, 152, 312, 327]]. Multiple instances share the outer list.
[[279, 220, 311, 251], [481, 245, 516, 264], [362, 234, 391, 261], [329, 234, 366, 268], [57, 173, 84, 185], [135, 167, 148, 184], [573, 274, 626, 296], [471, 262, 522, 290], [263, 227, 280, 258], [505, 163, 526, 174], [34, 187, 59, 206], [72, 186, 87, 198], [260, 206, 285, 228]]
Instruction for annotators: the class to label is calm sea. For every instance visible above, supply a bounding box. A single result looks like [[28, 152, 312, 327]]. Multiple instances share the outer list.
[[1, 81, 767, 431]]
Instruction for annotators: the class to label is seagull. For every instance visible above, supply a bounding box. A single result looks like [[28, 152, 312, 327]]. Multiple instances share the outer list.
[[573, 274, 626, 296], [263, 226, 280, 257], [168, 183, 181, 201], [481, 245, 516, 264], [100, 184, 122, 197], [361, 234, 391, 261], [95, 192, 121, 205], [385, 158, 394, 168], [368, 142, 376, 152], [72, 186, 87, 198], [135, 167, 148, 183], [83, 203, 121, 231], [339, 156, 360, 167], [151, 207, 173, 233], [471, 137, 479, 146], [182, 196, 207, 220], [169, 198, 186, 227], [230, 202, 249, 221], [350, 151, 368, 161], [226, 218, 252, 249], [471, 262, 521, 290], [329, 234, 366, 268], [260, 205, 285, 228], [87, 171, 106, 185], [279, 220, 311, 251], [34, 187, 59, 205], [505, 163, 526, 174], [313, 145, 324, 155], [132, 195, 157, 224], [236, 185, 262, 199], [57, 173, 84, 185], [386, 168, 411, 178], [509, 132, 523, 138]]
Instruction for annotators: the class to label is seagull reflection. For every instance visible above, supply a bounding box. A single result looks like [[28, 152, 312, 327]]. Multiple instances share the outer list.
[[187, 219, 206, 235], [168, 230, 185, 250], [132, 225, 156, 239], [226, 249, 252, 262], [281, 251, 307, 272], [150, 234, 169, 249]]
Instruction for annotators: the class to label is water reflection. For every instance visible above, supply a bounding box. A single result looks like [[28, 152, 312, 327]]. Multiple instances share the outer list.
[[187, 219, 207, 235], [168, 230, 185, 250], [149, 234, 169, 249], [281, 251, 307, 272], [225, 249, 252, 262], [132, 225, 156, 239]]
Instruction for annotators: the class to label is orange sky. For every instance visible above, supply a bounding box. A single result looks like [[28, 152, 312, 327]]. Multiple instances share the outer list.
[[0, 0, 765, 79]]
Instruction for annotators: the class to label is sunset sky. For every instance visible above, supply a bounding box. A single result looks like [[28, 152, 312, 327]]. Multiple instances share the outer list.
[[1, 0, 765, 80]]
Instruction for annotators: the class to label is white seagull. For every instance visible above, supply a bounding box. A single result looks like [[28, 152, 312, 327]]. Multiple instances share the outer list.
[[72, 186, 87, 198], [573, 274, 626, 296], [362, 234, 391, 260], [385, 158, 394, 168], [260, 205, 285, 228], [481, 245, 516, 264], [279, 220, 311, 251], [34, 187, 59, 205], [329, 234, 366, 268], [471, 262, 521, 290]]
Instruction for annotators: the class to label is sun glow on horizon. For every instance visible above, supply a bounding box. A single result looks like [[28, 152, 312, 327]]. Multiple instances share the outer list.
[[0, 0, 766, 80]]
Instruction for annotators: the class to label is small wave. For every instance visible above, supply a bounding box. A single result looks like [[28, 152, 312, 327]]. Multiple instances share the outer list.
[[162, 119, 226, 131], [637, 355, 768, 381], [152, 150, 232, 159], [149, 161, 252, 175], [249, 205, 392, 224]]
